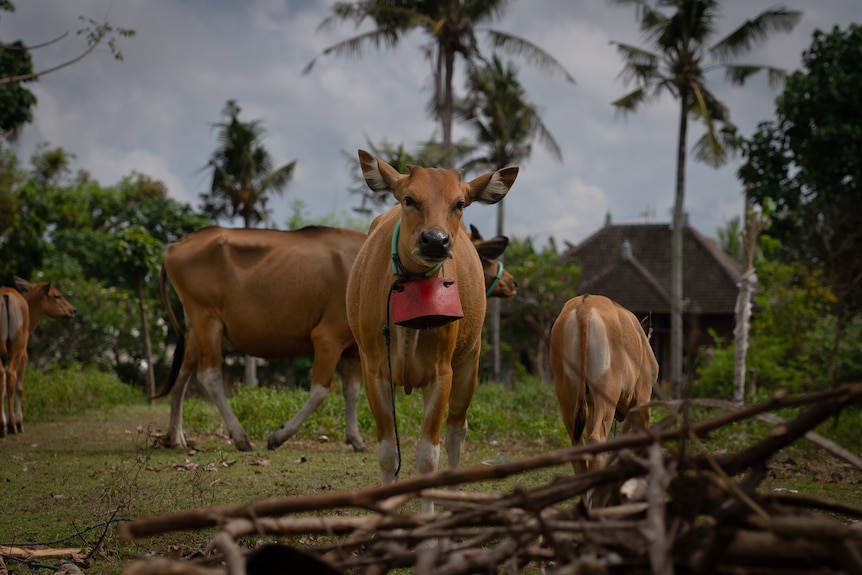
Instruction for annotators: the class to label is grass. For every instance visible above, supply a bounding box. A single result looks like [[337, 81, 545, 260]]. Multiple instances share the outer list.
[[1, 368, 860, 574]]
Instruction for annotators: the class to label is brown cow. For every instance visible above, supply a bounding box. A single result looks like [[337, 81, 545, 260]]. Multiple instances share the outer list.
[[346, 150, 518, 511], [158, 224, 516, 453], [469, 224, 517, 298], [158, 226, 368, 453], [0, 277, 77, 436], [549, 294, 657, 473]]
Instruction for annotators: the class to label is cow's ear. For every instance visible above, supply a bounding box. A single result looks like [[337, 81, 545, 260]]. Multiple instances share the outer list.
[[359, 149, 404, 197], [39, 283, 52, 297], [469, 224, 482, 241], [13, 276, 32, 294], [474, 236, 509, 260], [467, 166, 518, 205]]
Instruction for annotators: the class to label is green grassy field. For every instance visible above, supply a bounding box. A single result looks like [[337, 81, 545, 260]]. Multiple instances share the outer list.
[[0, 368, 859, 574]]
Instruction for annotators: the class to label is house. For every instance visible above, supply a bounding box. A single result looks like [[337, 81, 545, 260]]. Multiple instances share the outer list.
[[559, 216, 741, 383]]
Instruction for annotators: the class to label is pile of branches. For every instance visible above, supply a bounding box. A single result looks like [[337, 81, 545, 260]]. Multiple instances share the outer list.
[[120, 383, 862, 575]]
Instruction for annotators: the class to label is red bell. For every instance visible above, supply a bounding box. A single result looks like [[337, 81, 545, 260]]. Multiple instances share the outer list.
[[391, 276, 464, 329]]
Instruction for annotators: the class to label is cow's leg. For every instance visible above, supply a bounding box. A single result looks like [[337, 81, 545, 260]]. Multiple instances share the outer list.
[[586, 388, 616, 472], [0, 364, 7, 437], [444, 360, 475, 473], [267, 382, 329, 450], [198, 366, 252, 452], [167, 333, 199, 449], [365, 366, 399, 485], [267, 333, 348, 450], [12, 354, 26, 434], [340, 351, 366, 452], [167, 368, 193, 449]]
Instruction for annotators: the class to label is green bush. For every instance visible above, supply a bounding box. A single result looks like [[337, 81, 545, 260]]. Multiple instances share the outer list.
[[22, 365, 143, 422]]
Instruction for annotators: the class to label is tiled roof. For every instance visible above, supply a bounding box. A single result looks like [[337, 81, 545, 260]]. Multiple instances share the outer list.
[[561, 223, 741, 315]]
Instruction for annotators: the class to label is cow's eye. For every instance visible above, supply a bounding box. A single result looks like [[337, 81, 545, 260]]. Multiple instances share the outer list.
[[454, 199, 466, 212], [404, 196, 416, 208]]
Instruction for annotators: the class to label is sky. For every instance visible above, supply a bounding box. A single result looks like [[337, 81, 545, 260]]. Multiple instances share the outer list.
[[4, 0, 859, 248]]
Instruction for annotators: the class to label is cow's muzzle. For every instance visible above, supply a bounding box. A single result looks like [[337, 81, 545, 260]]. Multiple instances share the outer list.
[[419, 229, 451, 259]]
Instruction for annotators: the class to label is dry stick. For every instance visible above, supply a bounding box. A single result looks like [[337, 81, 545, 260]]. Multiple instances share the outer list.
[[762, 492, 862, 519], [666, 397, 862, 470], [120, 384, 861, 541], [643, 441, 673, 575]]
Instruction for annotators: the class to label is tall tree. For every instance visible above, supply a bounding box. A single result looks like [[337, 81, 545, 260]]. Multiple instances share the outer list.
[[462, 55, 561, 382], [609, 0, 800, 397], [202, 99, 296, 230], [740, 24, 862, 387], [202, 99, 296, 385], [305, 0, 573, 167]]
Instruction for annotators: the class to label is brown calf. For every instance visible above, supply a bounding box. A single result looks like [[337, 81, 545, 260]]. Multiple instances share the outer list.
[[346, 150, 518, 511], [0, 277, 77, 436], [549, 294, 657, 473]]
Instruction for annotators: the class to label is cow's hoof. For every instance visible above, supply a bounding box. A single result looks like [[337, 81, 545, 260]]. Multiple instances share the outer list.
[[234, 437, 253, 452], [348, 439, 367, 453], [266, 435, 282, 451]]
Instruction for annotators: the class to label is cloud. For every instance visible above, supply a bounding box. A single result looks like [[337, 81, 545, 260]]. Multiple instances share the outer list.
[[4, 0, 856, 248]]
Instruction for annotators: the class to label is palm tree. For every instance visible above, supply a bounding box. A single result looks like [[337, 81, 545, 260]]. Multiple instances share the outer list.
[[609, 0, 800, 398], [463, 55, 562, 382], [202, 99, 296, 385], [202, 100, 296, 229], [305, 0, 573, 167]]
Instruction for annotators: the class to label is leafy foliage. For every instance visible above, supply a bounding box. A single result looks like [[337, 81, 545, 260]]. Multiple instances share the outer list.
[[741, 24, 862, 319], [496, 237, 580, 381], [0, 40, 36, 139], [696, 242, 862, 397]]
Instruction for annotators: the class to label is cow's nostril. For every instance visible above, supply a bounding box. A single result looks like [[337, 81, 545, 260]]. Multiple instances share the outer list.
[[420, 230, 450, 251]]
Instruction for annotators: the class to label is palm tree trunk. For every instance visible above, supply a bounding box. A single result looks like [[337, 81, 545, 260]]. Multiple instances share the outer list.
[[671, 96, 688, 399], [243, 213, 259, 387], [441, 45, 456, 168], [490, 199, 505, 382]]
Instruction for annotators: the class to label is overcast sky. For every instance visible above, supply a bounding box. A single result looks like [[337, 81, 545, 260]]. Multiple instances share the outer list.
[[4, 1, 858, 247]]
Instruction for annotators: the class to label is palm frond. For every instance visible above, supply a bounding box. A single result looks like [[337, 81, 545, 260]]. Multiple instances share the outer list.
[[485, 30, 575, 84], [611, 42, 661, 86], [303, 27, 403, 75], [611, 88, 648, 116], [711, 8, 801, 62], [689, 81, 729, 168], [259, 161, 296, 195]]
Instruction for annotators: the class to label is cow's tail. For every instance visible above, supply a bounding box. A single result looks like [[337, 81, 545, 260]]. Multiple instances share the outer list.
[[153, 264, 185, 400], [573, 296, 591, 442]]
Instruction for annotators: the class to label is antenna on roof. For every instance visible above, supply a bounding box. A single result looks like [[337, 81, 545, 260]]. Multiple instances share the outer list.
[[640, 205, 655, 222]]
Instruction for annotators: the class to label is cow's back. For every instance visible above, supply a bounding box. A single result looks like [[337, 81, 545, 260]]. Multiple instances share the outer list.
[[164, 226, 366, 358]]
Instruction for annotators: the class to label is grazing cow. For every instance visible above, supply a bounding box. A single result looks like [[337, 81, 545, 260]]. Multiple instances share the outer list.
[[550, 294, 657, 473], [158, 224, 517, 453], [346, 150, 518, 510], [0, 277, 77, 436], [158, 226, 368, 453], [469, 224, 517, 298]]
